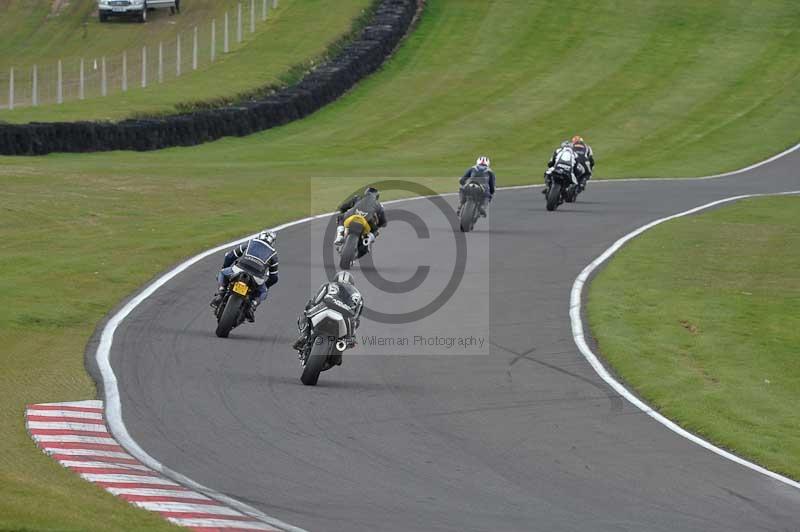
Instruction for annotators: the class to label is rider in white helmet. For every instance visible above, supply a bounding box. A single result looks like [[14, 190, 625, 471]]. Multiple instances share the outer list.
[[457, 156, 496, 217], [211, 230, 278, 322]]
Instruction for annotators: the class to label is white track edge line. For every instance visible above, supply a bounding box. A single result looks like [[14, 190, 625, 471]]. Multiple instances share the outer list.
[[569, 190, 800, 490], [96, 142, 800, 532]]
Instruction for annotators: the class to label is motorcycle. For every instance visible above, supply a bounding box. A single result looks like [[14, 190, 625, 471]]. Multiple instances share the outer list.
[[337, 212, 375, 270], [544, 167, 580, 211], [459, 182, 487, 232], [214, 239, 273, 338], [214, 269, 259, 337], [298, 290, 358, 386]]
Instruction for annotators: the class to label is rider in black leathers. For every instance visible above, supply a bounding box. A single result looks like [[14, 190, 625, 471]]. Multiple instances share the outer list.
[[333, 187, 388, 250], [291, 271, 364, 364], [458, 156, 496, 217], [548, 136, 595, 190]]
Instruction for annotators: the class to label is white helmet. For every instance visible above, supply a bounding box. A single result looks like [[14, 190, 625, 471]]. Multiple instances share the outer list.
[[335, 271, 355, 286], [257, 230, 277, 247], [476, 156, 491, 168]]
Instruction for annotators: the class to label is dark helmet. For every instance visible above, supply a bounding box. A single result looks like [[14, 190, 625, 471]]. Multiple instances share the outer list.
[[365, 186, 380, 199], [335, 271, 355, 286]]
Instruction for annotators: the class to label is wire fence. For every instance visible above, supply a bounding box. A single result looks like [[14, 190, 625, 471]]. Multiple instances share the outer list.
[[0, 0, 279, 111]]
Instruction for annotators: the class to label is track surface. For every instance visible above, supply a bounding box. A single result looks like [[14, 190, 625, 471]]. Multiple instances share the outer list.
[[110, 153, 800, 532]]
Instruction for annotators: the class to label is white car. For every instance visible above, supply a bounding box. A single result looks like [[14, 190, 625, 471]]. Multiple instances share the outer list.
[[98, 0, 179, 23]]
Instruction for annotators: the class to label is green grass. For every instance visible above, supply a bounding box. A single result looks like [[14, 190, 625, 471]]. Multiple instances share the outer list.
[[1, 0, 800, 528], [0, 0, 373, 122], [588, 196, 800, 480]]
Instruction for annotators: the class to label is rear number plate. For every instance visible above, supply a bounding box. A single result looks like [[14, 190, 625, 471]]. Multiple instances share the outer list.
[[232, 281, 249, 296]]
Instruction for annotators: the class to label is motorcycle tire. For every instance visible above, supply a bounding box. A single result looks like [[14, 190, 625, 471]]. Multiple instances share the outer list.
[[546, 182, 562, 211], [339, 233, 359, 270], [460, 200, 477, 232], [215, 294, 244, 338], [301, 337, 331, 386]]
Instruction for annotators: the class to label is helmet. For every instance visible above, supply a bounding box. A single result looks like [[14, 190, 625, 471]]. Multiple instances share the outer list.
[[364, 187, 379, 199], [571, 135, 584, 144], [476, 156, 491, 167], [335, 271, 355, 286], [257, 230, 277, 247], [560, 140, 571, 148]]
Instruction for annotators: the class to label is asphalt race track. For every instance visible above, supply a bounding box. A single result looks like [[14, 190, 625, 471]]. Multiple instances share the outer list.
[[106, 151, 800, 532]]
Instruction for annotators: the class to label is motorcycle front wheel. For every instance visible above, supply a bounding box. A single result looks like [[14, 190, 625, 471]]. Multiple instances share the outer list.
[[301, 337, 332, 386]]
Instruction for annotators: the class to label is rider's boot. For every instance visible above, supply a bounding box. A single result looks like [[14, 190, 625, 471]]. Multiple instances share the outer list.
[[333, 225, 345, 246], [210, 287, 225, 309], [292, 333, 308, 353]]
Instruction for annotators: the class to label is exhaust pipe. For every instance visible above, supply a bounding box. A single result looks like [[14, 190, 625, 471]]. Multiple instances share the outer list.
[[362, 232, 375, 248], [336, 339, 348, 352]]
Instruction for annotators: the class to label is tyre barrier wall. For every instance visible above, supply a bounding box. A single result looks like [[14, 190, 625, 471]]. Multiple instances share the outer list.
[[0, 0, 417, 156]]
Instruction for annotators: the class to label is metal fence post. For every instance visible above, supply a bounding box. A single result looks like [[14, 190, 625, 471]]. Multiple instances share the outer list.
[[224, 12, 229, 53], [141, 46, 147, 88], [211, 19, 216, 62], [32, 65, 38, 106], [158, 42, 164, 83], [8, 68, 13, 110], [262, 0, 267, 21], [57, 60, 63, 104], [122, 51, 128, 91], [250, 0, 255, 33], [237, 3, 243, 44], [192, 27, 198, 70], [79, 59, 85, 100], [177, 34, 182, 76], [101, 57, 107, 97]]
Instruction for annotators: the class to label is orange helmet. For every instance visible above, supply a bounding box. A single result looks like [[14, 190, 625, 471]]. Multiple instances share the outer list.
[[571, 135, 584, 144]]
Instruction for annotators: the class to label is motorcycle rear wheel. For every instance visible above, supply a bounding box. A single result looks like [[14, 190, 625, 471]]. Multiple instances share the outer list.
[[339, 233, 359, 270], [460, 199, 477, 232], [546, 182, 562, 211], [216, 294, 244, 338], [301, 337, 332, 386]]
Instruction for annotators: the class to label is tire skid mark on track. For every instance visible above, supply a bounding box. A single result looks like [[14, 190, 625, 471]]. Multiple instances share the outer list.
[[25, 401, 286, 531]]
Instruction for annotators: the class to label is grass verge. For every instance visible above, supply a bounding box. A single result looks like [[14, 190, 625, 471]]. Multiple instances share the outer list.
[[1, 0, 800, 527], [588, 196, 800, 480]]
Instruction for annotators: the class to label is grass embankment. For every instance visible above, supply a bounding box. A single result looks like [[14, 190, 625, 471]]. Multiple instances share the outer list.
[[588, 197, 800, 480], [1, 0, 800, 528], [0, 0, 373, 122]]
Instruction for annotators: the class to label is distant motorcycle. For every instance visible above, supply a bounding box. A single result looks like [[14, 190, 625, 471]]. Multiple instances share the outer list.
[[337, 212, 376, 270], [459, 182, 487, 232], [545, 150, 580, 211], [298, 288, 359, 386]]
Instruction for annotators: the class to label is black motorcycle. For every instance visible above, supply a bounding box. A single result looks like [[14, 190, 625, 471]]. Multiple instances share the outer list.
[[544, 167, 580, 211], [459, 182, 487, 232], [298, 292, 358, 385], [214, 265, 261, 338]]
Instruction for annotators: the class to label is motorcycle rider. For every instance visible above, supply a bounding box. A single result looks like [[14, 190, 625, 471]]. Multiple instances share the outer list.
[[547, 136, 594, 190], [458, 156, 496, 217], [570, 135, 595, 190], [291, 271, 364, 365], [543, 144, 578, 195], [210, 230, 279, 322], [333, 187, 388, 250]]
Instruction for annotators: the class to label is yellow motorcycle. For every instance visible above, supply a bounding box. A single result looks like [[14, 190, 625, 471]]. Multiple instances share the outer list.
[[337, 213, 375, 270]]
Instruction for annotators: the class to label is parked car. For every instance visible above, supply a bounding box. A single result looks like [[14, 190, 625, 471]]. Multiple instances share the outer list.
[[98, 0, 179, 23]]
